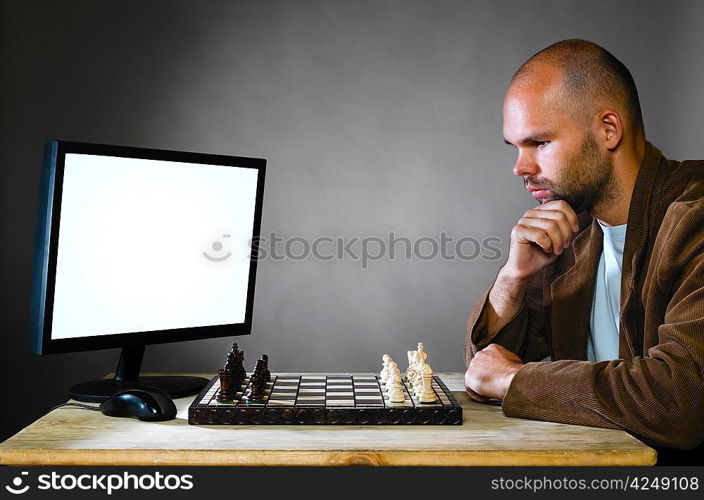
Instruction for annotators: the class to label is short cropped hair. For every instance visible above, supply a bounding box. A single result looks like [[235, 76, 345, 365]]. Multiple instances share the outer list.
[[511, 39, 644, 135]]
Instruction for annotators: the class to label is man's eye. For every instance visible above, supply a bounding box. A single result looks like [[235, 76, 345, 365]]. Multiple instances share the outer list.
[[536, 141, 549, 148]]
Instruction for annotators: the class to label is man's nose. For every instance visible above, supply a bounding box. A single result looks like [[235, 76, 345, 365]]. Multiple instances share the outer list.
[[512, 151, 539, 177]]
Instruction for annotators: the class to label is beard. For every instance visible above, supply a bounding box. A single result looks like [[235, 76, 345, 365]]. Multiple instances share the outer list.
[[524, 131, 616, 214]]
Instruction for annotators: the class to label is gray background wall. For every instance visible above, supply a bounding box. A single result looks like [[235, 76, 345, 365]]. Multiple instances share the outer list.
[[1, 0, 703, 441]]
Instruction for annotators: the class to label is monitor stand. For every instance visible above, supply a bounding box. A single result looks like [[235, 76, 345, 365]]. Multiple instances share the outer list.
[[68, 345, 209, 402]]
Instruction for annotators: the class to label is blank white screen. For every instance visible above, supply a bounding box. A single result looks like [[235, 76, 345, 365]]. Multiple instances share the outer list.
[[51, 153, 259, 339]]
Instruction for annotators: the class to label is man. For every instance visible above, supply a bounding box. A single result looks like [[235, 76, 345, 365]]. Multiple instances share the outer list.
[[464, 39, 704, 464]]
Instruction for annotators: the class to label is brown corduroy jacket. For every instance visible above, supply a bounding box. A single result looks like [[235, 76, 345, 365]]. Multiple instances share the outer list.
[[465, 141, 704, 450]]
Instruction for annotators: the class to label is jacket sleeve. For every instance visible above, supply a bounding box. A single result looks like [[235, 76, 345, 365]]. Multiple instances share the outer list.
[[502, 206, 704, 450], [464, 269, 549, 367]]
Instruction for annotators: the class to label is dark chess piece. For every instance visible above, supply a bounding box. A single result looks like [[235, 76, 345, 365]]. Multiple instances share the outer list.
[[245, 359, 267, 401], [260, 354, 271, 382], [224, 342, 246, 393], [217, 369, 236, 401], [232, 351, 246, 392], [224, 342, 242, 372]]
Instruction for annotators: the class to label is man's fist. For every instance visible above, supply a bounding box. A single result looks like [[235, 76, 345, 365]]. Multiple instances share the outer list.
[[465, 343, 525, 400], [505, 200, 579, 281]]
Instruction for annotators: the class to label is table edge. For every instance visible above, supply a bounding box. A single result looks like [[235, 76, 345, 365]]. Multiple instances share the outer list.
[[0, 448, 657, 466]]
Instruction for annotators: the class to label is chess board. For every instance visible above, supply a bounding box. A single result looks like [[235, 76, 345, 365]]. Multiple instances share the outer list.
[[188, 374, 462, 425]]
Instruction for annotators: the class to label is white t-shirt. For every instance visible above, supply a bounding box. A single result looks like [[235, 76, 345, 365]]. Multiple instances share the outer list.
[[587, 221, 628, 362]]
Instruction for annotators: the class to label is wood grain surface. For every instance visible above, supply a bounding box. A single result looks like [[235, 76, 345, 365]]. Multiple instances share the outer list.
[[0, 373, 656, 466]]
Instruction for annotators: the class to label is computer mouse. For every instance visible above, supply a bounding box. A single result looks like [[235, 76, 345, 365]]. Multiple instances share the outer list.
[[99, 386, 177, 421]]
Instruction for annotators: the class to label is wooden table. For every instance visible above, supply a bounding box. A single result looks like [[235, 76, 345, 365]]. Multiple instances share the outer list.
[[0, 373, 656, 466]]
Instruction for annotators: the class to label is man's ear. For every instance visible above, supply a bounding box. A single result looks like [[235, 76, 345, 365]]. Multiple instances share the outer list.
[[597, 109, 623, 151]]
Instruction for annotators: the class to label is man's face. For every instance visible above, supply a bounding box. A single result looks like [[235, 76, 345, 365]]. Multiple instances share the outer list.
[[502, 73, 614, 214]]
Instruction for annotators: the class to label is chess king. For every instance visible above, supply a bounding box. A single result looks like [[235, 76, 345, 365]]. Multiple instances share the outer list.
[[464, 39, 704, 465]]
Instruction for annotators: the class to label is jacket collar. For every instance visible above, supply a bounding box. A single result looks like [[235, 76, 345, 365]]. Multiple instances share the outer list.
[[549, 141, 666, 360]]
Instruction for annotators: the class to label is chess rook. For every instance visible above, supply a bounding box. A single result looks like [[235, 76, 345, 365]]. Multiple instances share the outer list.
[[217, 369, 236, 401]]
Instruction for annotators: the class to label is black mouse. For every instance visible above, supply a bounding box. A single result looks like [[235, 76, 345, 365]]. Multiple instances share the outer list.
[[99, 386, 177, 421]]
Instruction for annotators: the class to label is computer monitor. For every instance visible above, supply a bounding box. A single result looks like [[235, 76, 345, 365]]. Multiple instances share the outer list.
[[30, 140, 266, 402]]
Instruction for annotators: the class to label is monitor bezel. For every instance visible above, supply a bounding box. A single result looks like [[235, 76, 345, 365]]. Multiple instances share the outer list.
[[30, 140, 266, 355]]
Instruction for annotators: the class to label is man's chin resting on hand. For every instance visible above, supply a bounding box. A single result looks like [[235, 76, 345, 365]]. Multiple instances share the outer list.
[[463, 39, 704, 465]]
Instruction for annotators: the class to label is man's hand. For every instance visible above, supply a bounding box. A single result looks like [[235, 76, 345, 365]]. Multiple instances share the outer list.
[[486, 200, 579, 335], [505, 199, 580, 281], [464, 383, 490, 403], [465, 343, 525, 400]]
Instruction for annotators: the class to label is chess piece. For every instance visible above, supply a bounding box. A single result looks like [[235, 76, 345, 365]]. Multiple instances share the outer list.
[[245, 359, 267, 401], [413, 378, 422, 397], [387, 371, 405, 403], [260, 354, 271, 382], [412, 359, 425, 396], [225, 342, 246, 393], [224, 343, 237, 371], [386, 364, 401, 396], [416, 342, 428, 364], [414, 342, 427, 389], [386, 361, 399, 385], [380, 354, 392, 383], [419, 363, 437, 403], [406, 350, 417, 381], [217, 369, 236, 401]]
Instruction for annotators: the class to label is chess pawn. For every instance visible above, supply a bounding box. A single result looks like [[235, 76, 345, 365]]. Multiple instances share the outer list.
[[387, 366, 402, 398], [380, 354, 392, 383], [245, 377, 266, 401], [246, 360, 267, 401], [387, 372, 405, 403], [419, 363, 437, 403], [244, 381, 260, 401], [386, 361, 399, 388]]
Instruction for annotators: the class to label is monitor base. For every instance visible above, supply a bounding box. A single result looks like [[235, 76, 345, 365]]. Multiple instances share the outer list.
[[68, 345, 208, 402], [69, 376, 209, 403]]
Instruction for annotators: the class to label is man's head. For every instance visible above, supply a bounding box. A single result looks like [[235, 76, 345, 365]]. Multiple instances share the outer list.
[[503, 39, 644, 214]]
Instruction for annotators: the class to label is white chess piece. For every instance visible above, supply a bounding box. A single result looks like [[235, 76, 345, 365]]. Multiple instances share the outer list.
[[387, 365, 401, 398], [413, 372, 423, 396], [413, 344, 428, 392], [387, 371, 405, 403], [406, 350, 417, 381], [386, 364, 399, 393], [412, 357, 425, 394], [380, 354, 392, 383], [419, 363, 437, 403], [416, 342, 428, 364], [386, 362, 399, 390]]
